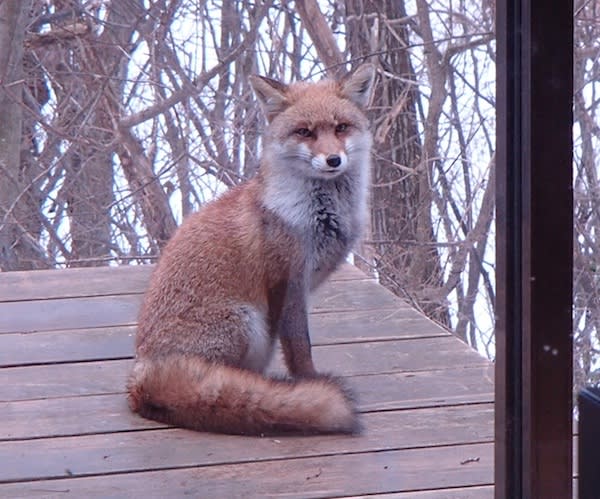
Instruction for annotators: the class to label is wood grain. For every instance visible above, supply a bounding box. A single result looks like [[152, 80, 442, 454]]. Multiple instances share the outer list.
[[0, 277, 409, 335], [311, 278, 410, 312], [0, 294, 142, 334], [0, 404, 493, 473], [309, 336, 488, 376], [0, 263, 367, 303], [345, 487, 494, 498], [1, 377, 493, 439], [0, 264, 153, 302], [0, 359, 129, 402], [0, 443, 494, 497], [0, 337, 489, 402], [0, 308, 448, 367], [0, 325, 136, 367], [0, 262, 496, 496]]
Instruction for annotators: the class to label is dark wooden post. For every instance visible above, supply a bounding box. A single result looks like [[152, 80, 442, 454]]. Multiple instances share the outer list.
[[579, 387, 600, 498], [495, 0, 574, 497]]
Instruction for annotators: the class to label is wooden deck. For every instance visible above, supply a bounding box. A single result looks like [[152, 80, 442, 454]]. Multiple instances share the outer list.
[[0, 264, 494, 497]]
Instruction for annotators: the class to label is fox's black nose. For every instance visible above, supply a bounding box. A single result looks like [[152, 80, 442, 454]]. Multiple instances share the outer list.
[[326, 154, 342, 168]]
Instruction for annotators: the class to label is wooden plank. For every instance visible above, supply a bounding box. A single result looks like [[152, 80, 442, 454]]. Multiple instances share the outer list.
[[0, 260, 496, 496], [312, 307, 449, 344], [311, 278, 410, 312], [0, 309, 448, 368], [1, 373, 493, 439], [358, 365, 494, 412], [0, 263, 367, 303], [0, 404, 493, 470], [1, 393, 160, 440], [0, 337, 490, 402], [0, 443, 493, 496], [0, 406, 493, 481], [0, 278, 407, 335], [329, 263, 374, 281], [0, 360, 129, 402], [0, 325, 136, 367], [0, 265, 153, 303], [346, 487, 494, 498], [0, 361, 493, 407], [311, 336, 488, 377], [0, 294, 142, 334], [378, 483, 577, 499]]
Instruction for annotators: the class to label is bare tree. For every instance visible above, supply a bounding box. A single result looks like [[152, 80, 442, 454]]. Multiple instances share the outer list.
[[573, 0, 600, 392], [0, 0, 495, 345], [2, 0, 599, 389], [297, 1, 495, 340], [0, 0, 41, 270], [344, 0, 450, 326]]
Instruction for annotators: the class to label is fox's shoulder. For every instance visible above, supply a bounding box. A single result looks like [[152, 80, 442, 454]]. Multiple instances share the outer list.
[[178, 179, 262, 227], [166, 176, 302, 262]]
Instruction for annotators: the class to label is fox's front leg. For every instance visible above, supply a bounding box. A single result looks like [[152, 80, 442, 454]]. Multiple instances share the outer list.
[[269, 279, 317, 378]]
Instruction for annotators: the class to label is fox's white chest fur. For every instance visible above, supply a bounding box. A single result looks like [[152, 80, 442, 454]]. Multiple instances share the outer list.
[[263, 141, 371, 288]]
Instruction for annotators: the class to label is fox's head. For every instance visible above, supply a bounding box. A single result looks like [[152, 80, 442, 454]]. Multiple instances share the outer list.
[[250, 64, 375, 180]]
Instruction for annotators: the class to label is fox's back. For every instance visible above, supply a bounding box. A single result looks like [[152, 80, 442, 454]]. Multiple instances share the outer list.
[[145, 183, 267, 300], [136, 179, 308, 352]]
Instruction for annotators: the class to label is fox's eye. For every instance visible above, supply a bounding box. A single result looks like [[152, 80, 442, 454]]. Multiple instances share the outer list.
[[295, 128, 313, 138], [335, 123, 349, 133]]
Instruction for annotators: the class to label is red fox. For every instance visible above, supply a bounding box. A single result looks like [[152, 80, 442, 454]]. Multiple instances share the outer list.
[[127, 64, 376, 435]]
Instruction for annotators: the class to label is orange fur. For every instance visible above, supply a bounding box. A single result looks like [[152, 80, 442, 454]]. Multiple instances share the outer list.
[[127, 65, 375, 435], [128, 355, 359, 435]]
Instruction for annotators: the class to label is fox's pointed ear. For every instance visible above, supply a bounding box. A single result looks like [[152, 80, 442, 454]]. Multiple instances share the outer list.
[[341, 64, 376, 109], [249, 75, 289, 122]]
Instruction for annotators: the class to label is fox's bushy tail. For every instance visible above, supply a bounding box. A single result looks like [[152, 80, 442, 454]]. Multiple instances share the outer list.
[[127, 355, 360, 435]]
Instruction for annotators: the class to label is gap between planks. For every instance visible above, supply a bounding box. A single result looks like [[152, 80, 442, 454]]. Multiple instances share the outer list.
[[0, 263, 369, 303], [338, 486, 494, 499], [0, 337, 492, 402], [1, 386, 494, 440], [0, 279, 414, 335], [0, 320, 451, 368], [0, 442, 494, 497]]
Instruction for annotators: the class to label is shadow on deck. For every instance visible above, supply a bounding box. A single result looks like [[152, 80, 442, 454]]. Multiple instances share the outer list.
[[0, 264, 494, 497]]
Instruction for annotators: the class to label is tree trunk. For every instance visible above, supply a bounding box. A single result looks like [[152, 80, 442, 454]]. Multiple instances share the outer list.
[[345, 0, 449, 325], [56, 2, 135, 266], [0, 0, 45, 271]]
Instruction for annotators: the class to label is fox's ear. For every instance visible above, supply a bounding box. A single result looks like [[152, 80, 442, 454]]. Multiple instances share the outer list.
[[249, 75, 289, 122], [341, 64, 376, 109]]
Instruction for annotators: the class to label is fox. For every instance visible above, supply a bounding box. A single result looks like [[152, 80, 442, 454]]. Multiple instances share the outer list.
[[127, 63, 376, 436]]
